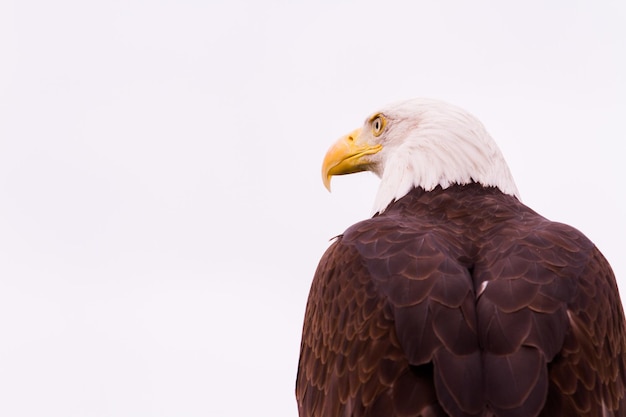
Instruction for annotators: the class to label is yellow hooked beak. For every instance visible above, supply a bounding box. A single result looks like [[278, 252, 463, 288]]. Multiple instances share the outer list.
[[321, 128, 383, 191]]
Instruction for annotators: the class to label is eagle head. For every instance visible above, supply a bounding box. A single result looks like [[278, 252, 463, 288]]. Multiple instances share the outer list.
[[322, 98, 520, 214]]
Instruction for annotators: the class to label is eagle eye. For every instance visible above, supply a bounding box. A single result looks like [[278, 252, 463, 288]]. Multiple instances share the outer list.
[[371, 115, 386, 137]]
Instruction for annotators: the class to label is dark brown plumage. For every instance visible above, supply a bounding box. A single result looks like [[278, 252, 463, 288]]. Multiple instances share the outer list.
[[296, 183, 626, 416]]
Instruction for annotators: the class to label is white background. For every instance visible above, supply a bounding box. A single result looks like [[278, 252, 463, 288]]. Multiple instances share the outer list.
[[1, 1, 624, 416]]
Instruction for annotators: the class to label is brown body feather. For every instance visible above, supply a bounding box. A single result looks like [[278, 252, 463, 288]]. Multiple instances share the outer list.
[[296, 183, 626, 417]]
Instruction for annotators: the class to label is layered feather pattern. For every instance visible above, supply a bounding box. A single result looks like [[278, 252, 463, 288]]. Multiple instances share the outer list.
[[296, 184, 626, 416]]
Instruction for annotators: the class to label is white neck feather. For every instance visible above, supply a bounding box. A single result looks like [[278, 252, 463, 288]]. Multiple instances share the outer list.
[[371, 101, 520, 214]]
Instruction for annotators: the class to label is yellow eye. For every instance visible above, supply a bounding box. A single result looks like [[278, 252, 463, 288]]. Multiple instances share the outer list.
[[371, 114, 386, 136]]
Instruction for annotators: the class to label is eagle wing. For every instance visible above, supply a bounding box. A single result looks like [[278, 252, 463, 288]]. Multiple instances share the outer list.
[[296, 234, 446, 416], [541, 242, 626, 416]]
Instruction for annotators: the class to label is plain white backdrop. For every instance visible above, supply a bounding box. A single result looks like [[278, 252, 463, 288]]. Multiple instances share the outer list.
[[1, 1, 624, 416]]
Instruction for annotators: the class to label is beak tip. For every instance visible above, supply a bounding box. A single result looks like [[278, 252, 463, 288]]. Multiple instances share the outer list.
[[323, 175, 332, 192]]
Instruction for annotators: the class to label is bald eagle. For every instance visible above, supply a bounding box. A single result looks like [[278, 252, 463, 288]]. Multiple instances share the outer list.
[[296, 99, 626, 417]]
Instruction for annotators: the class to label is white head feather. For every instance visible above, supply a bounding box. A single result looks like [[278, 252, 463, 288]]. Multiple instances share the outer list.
[[365, 99, 520, 214]]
